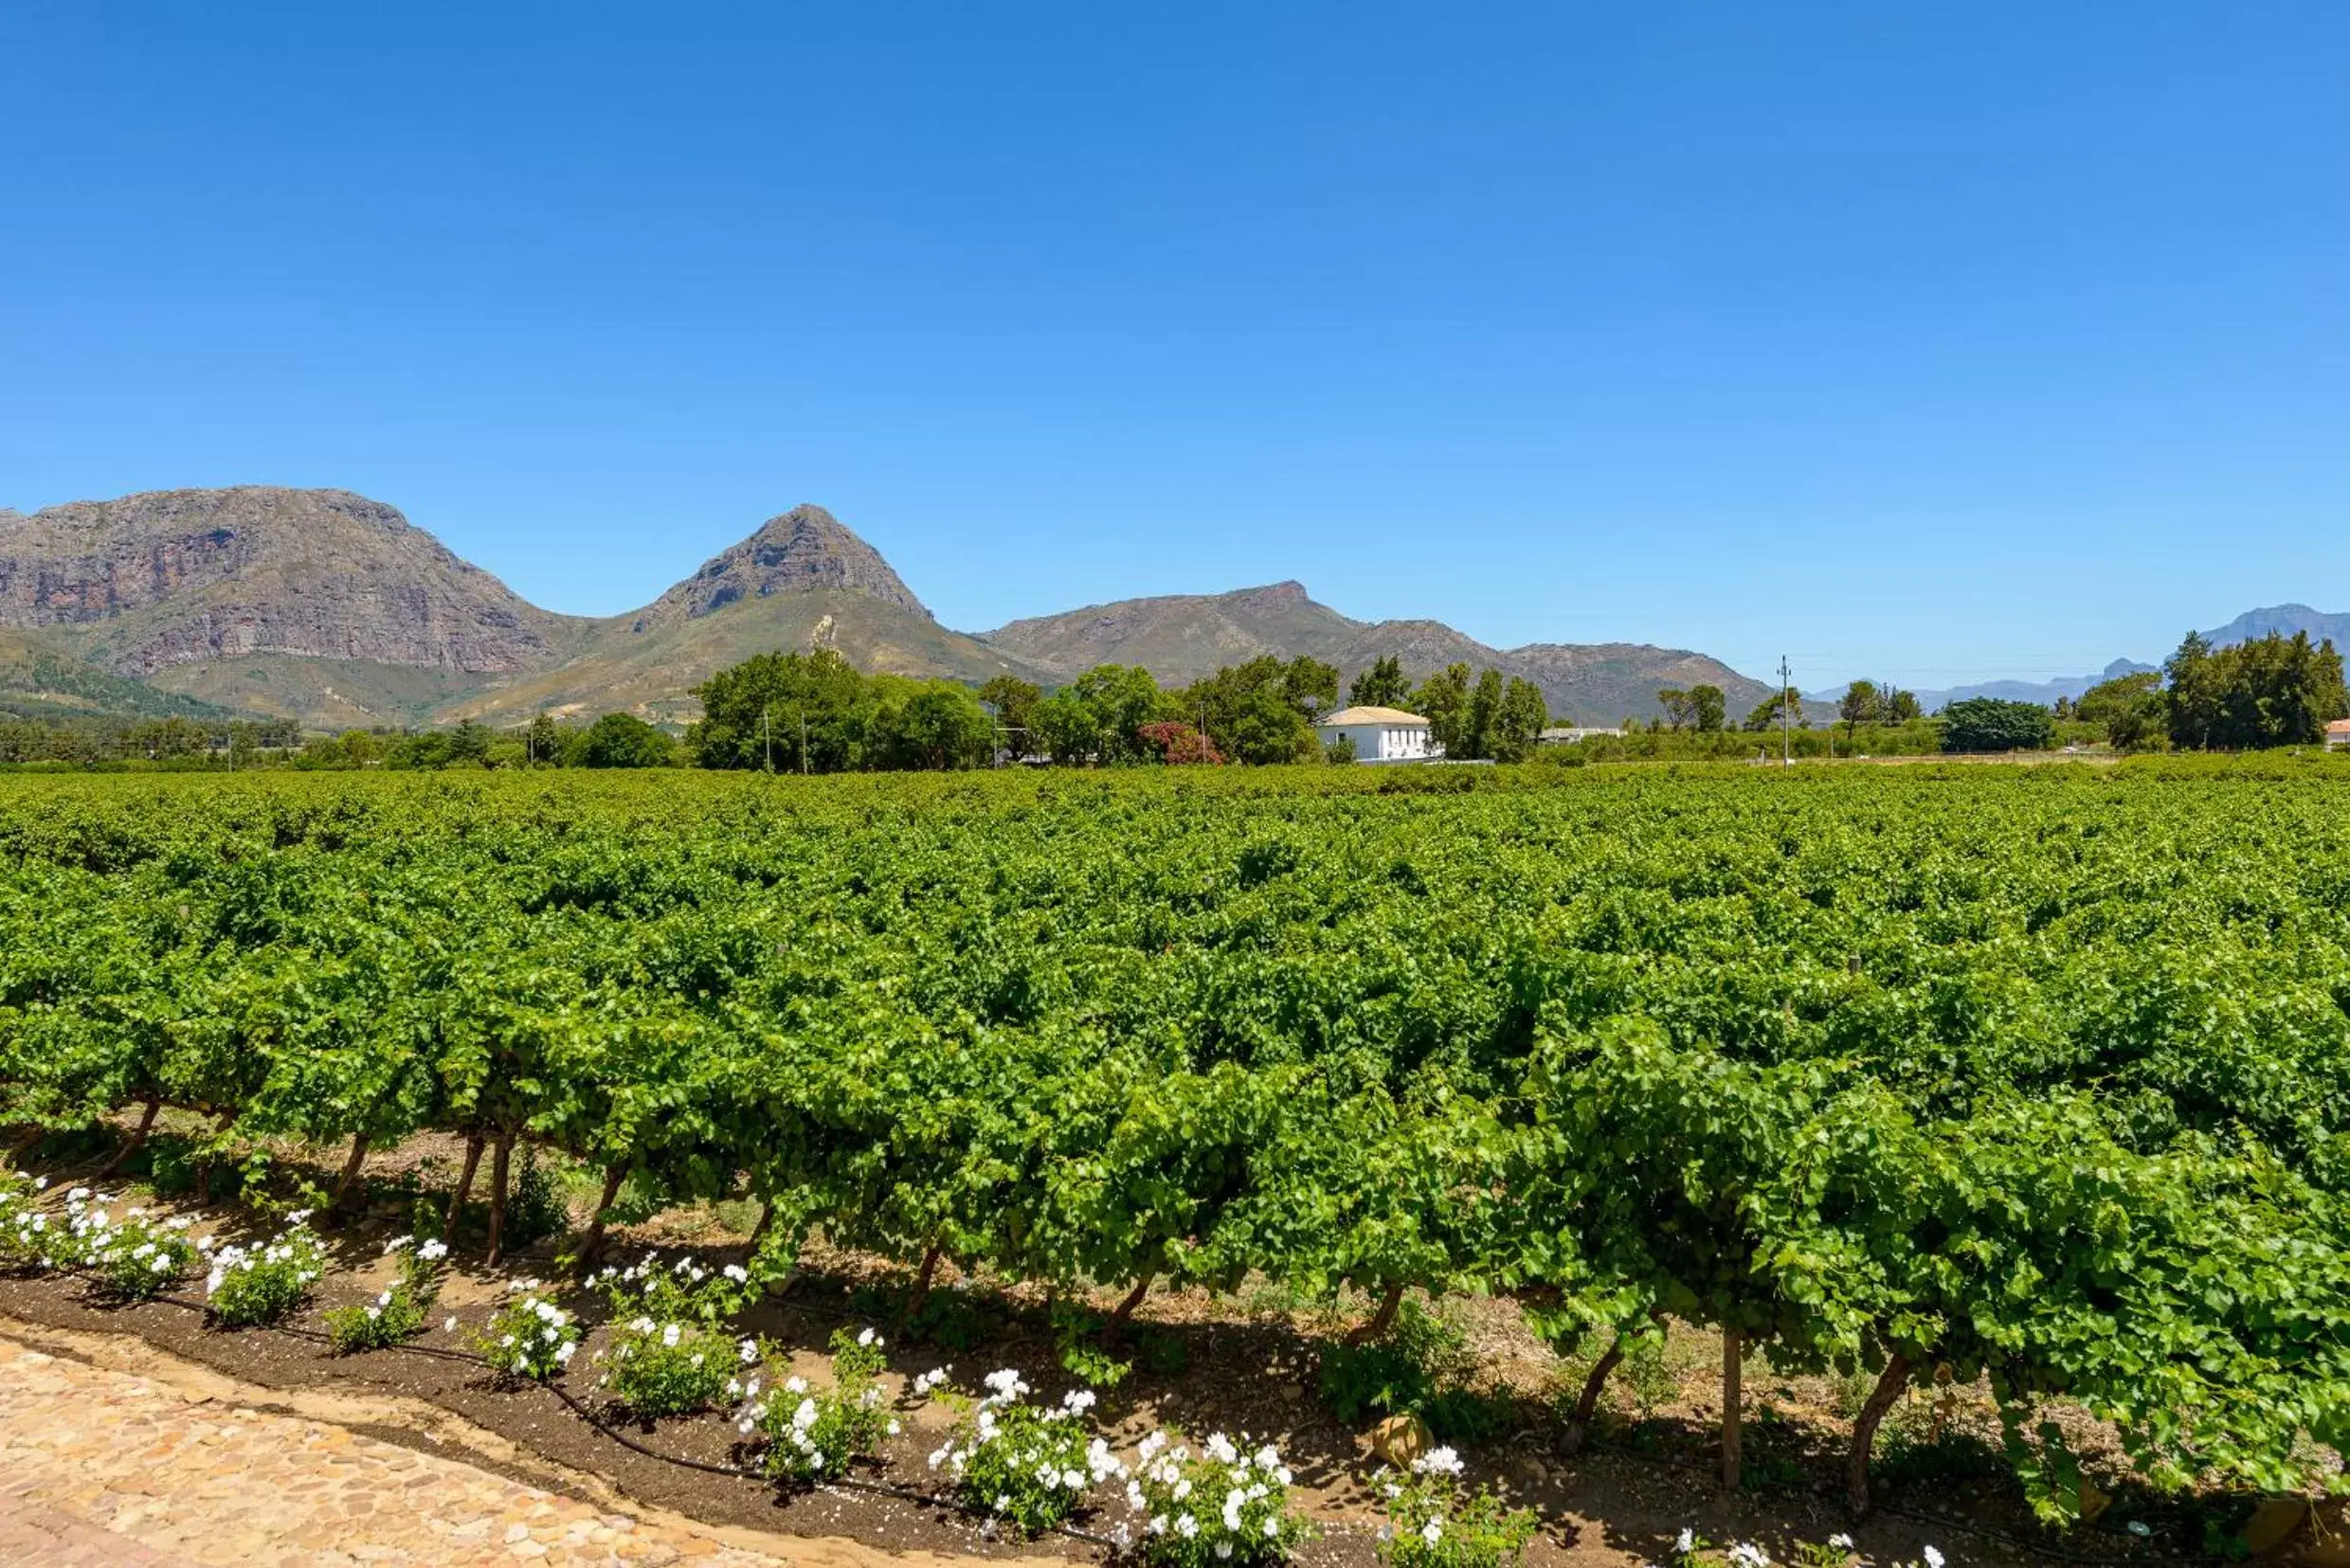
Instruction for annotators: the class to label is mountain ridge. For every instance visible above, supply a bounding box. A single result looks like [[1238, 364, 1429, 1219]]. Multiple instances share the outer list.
[[13, 484, 2330, 731]]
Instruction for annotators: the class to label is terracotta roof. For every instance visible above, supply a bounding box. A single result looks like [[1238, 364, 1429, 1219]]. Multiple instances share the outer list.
[[1318, 706, 1429, 726], [2328, 718, 2350, 734]]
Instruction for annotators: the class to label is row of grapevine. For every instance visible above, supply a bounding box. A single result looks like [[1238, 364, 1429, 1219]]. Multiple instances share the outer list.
[[4, 760, 2350, 1518]]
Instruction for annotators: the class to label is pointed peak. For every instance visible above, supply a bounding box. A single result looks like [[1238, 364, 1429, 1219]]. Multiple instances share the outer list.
[[650, 504, 931, 622]]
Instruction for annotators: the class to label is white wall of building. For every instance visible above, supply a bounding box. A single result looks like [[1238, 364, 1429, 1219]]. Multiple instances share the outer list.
[[1317, 721, 1434, 762]]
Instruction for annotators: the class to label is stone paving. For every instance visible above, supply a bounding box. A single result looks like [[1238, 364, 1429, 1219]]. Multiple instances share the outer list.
[[0, 1332, 884, 1567]]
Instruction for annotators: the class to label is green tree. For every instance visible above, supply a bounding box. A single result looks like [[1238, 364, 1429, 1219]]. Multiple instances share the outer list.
[[1838, 680, 1883, 741], [1411, 663, 1473, 757], [978, 676, 1041, 758], [1490, 676, 1548, 762], [2163, 633, 2222, 750], [1346, 656, 1410, 709], [524, 712, 565, 768], [579, 712, 675, 768], [689, 648, 874, 772], [2077, 671, 2164, 751], [1741, 688, 1799, 733], [871, 684, 995, 770], [447, 719, 495, 768], [1689, 684, 1727, 732], [1884, 688, 1922, 723], [1941, 696, 2055, 753]]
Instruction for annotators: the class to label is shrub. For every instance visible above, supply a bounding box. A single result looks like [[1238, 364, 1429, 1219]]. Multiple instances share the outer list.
[[927, 1369, 1120, 1535], [1377, 1449, 1535, 1568], [474, 1286, 580, 1379], [505, 1147, 572, 1250], [1319, 1298, 1486, 1434], [0, 1171, 51, 1268], [325, 1235, 449, 1353], [742, 1325, 898, 1483], [82, 1204, 200, 1301], [1130, 1428, 1313, 1568], [204, 1216, 326, 1326], [590, 1252, 753, 1416]]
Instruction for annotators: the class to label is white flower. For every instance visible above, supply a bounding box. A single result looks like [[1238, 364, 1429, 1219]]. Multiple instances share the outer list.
[[555, 1341, 576, 1364], [1413, 1445, 1463, 1477], [1063, 1388, 1097, 1414], [417, 1239, 448, 1263], [1062, 1469, 1085, 1491], [886, 1418, 900, 1435], [928, 1447, 951, 1469], [722, 1264, 748, 1283], [792, 1397, 819, 1432], [1678, 1528, 1696, 1554], [785, 1375, 808, 1394], [1262, 1519, 1279, 1540], [1176, 1515, 1199, 1539], [857, 1326, 877, 1346], [1828, 1537, 1853, 1551], [444, 1315, 460, 1332], [1214, 1545, 1232, 1561], [1421, 1520, 1443, 1545], [1729, 1545, 1771, 1568], [660, 1324, 681, 1347], [1923, 1550, 1944, 1568]]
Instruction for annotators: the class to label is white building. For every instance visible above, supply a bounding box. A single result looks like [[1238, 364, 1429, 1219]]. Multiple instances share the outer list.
[[1539, 726, 1620, 745], [1315, 706, 1437, 763], [2327, 718, 2350, 752]]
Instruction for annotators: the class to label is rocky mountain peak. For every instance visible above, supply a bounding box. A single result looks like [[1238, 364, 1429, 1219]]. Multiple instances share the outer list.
[[0, 485, 575, 676], [642, 503, 931, 627]]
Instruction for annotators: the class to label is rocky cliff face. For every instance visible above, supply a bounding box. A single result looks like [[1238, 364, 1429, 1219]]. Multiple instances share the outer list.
[[629, 504, 931, 632], [0, 487, 581, 676]]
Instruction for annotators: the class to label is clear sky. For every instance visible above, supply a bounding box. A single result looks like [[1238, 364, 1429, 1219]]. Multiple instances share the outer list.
[[3, 3, 2345, 688]]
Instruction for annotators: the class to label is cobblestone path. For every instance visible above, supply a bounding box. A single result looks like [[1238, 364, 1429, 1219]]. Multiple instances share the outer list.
[[0, 1330, 963, 1568]]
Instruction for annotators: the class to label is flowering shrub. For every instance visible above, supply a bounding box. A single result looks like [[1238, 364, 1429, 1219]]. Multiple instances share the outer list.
[[590, 1253, 752, 1416], [742, 1325, 900, 1483], [927, 1369, 1120, 1535], [81, 1203, 200, 1301], [325, 1235, 450, 1353], [1672, 1531, 1888, 1568], [1130, 1428, 1312, 1568], [474, 1287, 579, 1379], [0, 1172, 53, 1268], [204, 1215, 326, 1326], [1377, 1448, 1534, 1568]]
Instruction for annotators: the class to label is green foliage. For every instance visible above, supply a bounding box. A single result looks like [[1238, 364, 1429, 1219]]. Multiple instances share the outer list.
[[930, 1371, 1114, 1536], [324, 1234, 448, 1353], [579, 712, 675, 768], [1939, 695, 2055, 752], [2070, 669, 2166, 750], [1318, 1299, 1479, 1429], [475, 1289, 580, 1379], [1377, 1457, 1537, 1568], [591, 1251, 758, 1415], [748, 1326, 896, 1483], [1348, 656, 1411, 709], [1132, 1429, 1312, 1568], [9, 764, 2350, 1518], [2166, 629, 2349, 749], [204, 1219, 326, 1326]]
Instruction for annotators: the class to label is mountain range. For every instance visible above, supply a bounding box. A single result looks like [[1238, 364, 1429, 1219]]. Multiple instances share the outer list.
[[1808, 607, 2350, 712], [0, 486, 1770, 730]]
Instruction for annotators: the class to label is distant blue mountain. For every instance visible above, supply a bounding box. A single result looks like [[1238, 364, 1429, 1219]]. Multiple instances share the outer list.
[[2200, 604, 2350, 649], [1809, 604, 2347, 713]]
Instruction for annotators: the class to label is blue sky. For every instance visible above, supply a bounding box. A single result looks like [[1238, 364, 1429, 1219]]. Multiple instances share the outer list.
[[3, 3, 2345, 688]]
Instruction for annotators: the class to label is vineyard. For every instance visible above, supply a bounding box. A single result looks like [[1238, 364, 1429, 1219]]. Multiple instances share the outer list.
[[5, 759, 2350, 1557]]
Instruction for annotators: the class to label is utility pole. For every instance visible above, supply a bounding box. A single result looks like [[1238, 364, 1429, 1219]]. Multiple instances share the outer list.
[[1780, 656, 1793, 768], [762, 705, 772, 774]]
